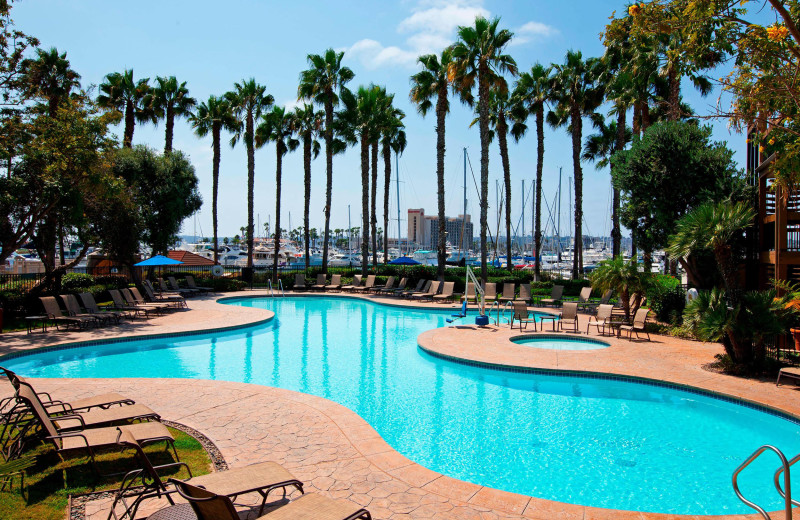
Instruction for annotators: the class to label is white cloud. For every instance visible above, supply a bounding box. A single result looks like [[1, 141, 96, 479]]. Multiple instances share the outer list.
[[510, 20, 559, 46], [397, 1, 488, 36], [347, 39, 419, 70]]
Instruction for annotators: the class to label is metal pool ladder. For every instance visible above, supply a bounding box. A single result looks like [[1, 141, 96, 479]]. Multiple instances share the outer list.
[[732, 444, 795, 519], [266, 279, 285, 297]]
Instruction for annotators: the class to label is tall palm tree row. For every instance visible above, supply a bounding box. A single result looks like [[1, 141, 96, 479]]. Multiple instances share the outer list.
[[298, 49, 354, 273], [256, 106, 299, 281], [450, 16, 517, 284], [189, 95, 239, 265], [370, 87, 387, 268], [291, 104, 323, 270], [97, 69, 153, 148], [547, 50, 604, 278], [380, 105, 406, 264], [410, 48, 453, 281], [150, 76, 196, 153], [512, 63, 550, 277], [226, 79, 273, 270]]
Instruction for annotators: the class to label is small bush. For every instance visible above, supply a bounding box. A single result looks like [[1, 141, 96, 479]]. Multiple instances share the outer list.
[[60, 273, 96, 291], [94, 275, 130, 289], [647, 275, 685, 324]]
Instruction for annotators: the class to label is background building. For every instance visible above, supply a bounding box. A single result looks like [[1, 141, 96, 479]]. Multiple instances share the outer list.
[[407, 209, 473, 249]]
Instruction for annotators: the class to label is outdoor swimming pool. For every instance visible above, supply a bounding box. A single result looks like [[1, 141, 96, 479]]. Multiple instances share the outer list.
[[510, 335, 609, 350], [4, 296, 799, 515]]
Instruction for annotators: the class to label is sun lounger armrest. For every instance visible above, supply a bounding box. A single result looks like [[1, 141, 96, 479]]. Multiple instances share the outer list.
[[152, 461, 193, 479], [52, 413, 86, 429], [43, 400, 73, 414], [48, 431, 89, 448]]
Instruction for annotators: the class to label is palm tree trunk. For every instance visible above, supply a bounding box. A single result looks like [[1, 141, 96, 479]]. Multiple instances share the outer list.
[[212, 123, 221, 265], [165, 106, 174, 153], [478, 64, 490, 285], [382, 142, 391, 265], [246, 112, 255, 269], [570, 103, 584, 278], [361, 136, 370, 275], [304, 134, 312, 270], [124, 101, 135, 148], [668, 65, 681, 121], [371, 142, 378, 267], [436, 86, 447, 281], [632, 101, 641, 138], [534, 106, 544, 278], [498, 113, 512, 271], [273, 146, 282, 283], [612, 106, 625, 258], [322, 94, 334, 274]]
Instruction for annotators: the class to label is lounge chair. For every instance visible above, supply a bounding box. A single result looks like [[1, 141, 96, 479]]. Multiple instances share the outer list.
[[141, 282, 187, 308], [170, 479, 372, 520], [558, 302, 579, 333], [371, 276, 394, 293], [483, 282, 497, 302], [516, 284, 532, 303], [133, 286, 184, 310], [581, 289, 612, 314], [498, 283, 516, 302], [567, 286, 592, 305], [293, 274, 308, 291], [109, 428, 304, 520], [463, 282, 476, 304], [510, 302, 537, 331], [78, 293, 124, 323], [311, 274, 328, 291], [381, 277, 405, 294], [398, 278, 425, 297], [60, 294, 107, 327], [619, 307, 651, 340], [340, 274, 363, 292], [586, 304, 614, 335], [325, 274, 342, 291], [156, 278, 191, 297], [14, 383, 176, 475], [413, 281, 441, 301], [169, 276, 200, 296], [611, 294, 645, 321], [108, 290, 152, 319], [185, 275, 213, 294], [356, 275, 376, 293], [432, 281, 455, 302], [39, 296, 94, 330], [406, 280, 432, 299], [540, 285, 564, 307], [121, 289, 170, 315]]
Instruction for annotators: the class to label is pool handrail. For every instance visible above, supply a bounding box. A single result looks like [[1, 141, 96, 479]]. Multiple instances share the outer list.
[[773, 452, 800, 507], [732, 444, 792, 520]]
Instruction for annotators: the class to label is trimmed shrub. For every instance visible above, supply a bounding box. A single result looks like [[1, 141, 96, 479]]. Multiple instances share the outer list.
[[60, 273, 96, 291], [647, 275, 685, 324]]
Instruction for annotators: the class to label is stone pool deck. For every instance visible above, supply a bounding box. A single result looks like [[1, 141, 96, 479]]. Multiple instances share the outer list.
[[0, 290, 797, 519]]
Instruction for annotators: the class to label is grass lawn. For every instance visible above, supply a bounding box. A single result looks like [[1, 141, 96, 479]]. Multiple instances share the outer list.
[[0, 426, 212, 520]]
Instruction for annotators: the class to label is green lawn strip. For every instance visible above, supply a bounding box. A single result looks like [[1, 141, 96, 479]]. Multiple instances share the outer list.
[[0, 426, 211, 520]]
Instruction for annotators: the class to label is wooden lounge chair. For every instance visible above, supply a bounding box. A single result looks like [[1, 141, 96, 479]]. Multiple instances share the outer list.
[[540, 285, 564, 307], [169, 277, 200, 296], [14, 383, 176, 475], [586, 304, 614, 335], [39, 296, 93, 330], [170, 479, 372, 520], [399, 278, 425, 297], [141, 283, 187, 308], [432, 281, 455, 302], [340, 275, 363, 292], [325, 274, 342, 291], [498, 283, 516, 302], [558, 302, 579, 333], [619, 307, 650, 340], [293, 274, 309, 291], [483, 282, 497, 302], [356, 275, 376, 293], [312, 274, 328, 291], [371, 276, 394, 293], [381, 277, 405, 294], [78, 293, 125, 323], [60, 294, 107, 327], [109, 428, 304, 520], [185, 275, 213, 294], [510, 302, 537, 330], [516, 284, 532, 303]]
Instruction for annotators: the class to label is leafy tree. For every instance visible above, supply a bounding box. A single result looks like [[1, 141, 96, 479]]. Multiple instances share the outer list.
[[150, 75, 196, 153], [298, 49, 354, 273], [410, 48, 453, 279], [612, 120, 749, 279], [190, 94, 238, 264], [450, 16, 517, 284], [0, 108, 28, 176], [256, 106, 299, 281], [590, 256, 652, 320], [547, 50, 604, 278], [512, 63, 551, 277], [21, 47, 80, 117], [291, 103, 323, 269], [97, 69, 153, 148], [0, 0, 39, 105], [226, 79, 273, 269]]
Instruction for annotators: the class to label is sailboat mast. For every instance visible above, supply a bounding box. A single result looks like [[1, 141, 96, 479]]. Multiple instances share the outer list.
[[557, 167, 562, 262], [521, 179, 525, 257]]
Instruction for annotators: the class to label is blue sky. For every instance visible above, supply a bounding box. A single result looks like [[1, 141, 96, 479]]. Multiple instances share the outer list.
[[14, 0, 745, 241]]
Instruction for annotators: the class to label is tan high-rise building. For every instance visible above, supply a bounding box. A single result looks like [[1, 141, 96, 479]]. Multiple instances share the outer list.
[[408, 209, 425, 246]]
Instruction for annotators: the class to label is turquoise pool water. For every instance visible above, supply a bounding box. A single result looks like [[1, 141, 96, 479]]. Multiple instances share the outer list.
[[511, 335, 609, 350], [4, 296, 800, 515]]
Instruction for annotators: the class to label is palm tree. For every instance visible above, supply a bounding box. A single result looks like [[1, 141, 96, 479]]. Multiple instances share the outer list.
[[450, 16, 517, 284], [151, 76, 196, 153], [97, 69, 153, 148], [21, 47, 81, 117], [226, 79, 274, 269], [547, 50, 604, 278], [298, 49, 355, 273], [370, 87, 389, 268], [291, 103, 323, 270], [512, 63, 551, 278], [189, 95, 239, 264], [410, 48, 453, 280], [590, 256, 651, 320], [257, 106, 299, 281], [582, 114, 632, 169], [381, 110, 406, 264], [337, 85, 382, 274]]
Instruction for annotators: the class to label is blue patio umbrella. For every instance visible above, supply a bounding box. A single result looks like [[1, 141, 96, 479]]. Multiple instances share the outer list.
[[389, 256, 420, 265], [134, 255, 184, 267]]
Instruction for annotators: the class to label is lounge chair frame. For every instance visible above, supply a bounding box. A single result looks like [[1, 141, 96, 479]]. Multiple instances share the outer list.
[[619, 307, 651, 341], [558, 302, 580, 333]]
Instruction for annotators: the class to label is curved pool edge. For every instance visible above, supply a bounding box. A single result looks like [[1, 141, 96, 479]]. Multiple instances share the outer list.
[[508, 333, 611, 350]]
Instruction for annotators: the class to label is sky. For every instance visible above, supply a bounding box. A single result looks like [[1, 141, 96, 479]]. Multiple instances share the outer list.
[[14, 0, 746, 242]]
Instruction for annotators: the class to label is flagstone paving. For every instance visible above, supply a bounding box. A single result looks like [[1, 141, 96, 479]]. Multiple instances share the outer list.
[[1, 290, 798, 519]]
